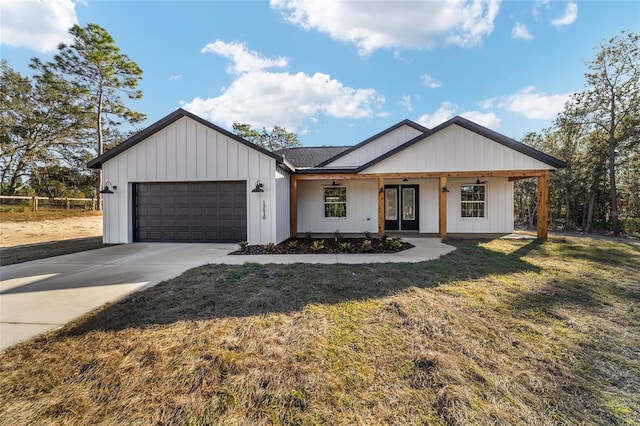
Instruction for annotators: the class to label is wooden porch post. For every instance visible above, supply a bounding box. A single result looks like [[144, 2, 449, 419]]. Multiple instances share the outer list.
[[439, 176, 447, 238], [290, 176, 298, 237], [378, 177, 385, 236], [537, 170, 549, 239]]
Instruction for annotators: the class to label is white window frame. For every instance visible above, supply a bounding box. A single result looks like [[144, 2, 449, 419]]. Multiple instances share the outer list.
[[460, 184, 486, 218], [323, 186, 347, 219]]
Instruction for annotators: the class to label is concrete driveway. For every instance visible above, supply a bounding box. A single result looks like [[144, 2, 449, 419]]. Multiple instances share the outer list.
[[0, 243, 237, 351], [1, 238, 455, 352]]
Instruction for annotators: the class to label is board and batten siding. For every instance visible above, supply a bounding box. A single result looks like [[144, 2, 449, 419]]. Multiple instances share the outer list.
[[446, 178, 514, 234], [296, 180, 378, 234], [101, 116, 279, 244], [363, 124, 555, 174], [325, 124, 424, 168]]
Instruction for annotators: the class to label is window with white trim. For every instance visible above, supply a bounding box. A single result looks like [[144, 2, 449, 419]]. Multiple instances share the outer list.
[[324, 187, 347, 218], [461, 184, 486, 218]]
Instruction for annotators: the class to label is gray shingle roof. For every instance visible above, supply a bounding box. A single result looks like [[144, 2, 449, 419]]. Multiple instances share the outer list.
[[275, 146, 351, 168]]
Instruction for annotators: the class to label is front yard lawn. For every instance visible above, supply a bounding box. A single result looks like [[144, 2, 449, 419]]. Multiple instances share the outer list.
[[1, 237, 638, 424]]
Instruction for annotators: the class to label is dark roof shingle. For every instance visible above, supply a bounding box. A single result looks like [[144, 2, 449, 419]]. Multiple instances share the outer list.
[[275, 146, 351, 168]]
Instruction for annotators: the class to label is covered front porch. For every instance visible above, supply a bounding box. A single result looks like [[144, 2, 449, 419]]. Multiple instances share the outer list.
[[289, 170, 550, 240]]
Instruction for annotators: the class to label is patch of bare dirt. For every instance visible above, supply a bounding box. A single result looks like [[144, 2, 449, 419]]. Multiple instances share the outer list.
[[0, 215, 103, 247]]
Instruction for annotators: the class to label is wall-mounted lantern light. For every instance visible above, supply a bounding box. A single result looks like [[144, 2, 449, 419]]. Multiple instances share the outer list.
[[379, 187, 385, 193], [442, 186, 450, 193], [251, 180, 264, 193], [99, 182, 118, 194]]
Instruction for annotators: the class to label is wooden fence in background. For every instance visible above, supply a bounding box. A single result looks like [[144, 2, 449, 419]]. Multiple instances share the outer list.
[[0, 195, 97, 211]]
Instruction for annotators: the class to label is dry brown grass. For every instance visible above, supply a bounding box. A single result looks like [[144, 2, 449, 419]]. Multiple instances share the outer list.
[[1, 236, 638, 425], [0, 208, 102, 222]]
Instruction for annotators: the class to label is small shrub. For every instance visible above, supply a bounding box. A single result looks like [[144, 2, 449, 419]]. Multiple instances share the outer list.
[[305, 230, 312, 240], [264, 242, 276, 253], [339, 242, 352, 252], [364, 230, 372, 240], [287, 240, 299, 249], [380, 232, 389, 241], [239, 241, 249, 251], [310, 240, 325, 252], [362, 239, 372, 251], [334, 229, 344, 241], [392, 236, 403, 248]]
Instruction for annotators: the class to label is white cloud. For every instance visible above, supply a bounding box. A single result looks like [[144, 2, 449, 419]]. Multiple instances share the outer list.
[[400, 95, 413, 112], [0, 0, 78, 52], [416, 102, 458, 128], [270, 0, 501, 55], [480, 97, 496, 109], [551, 2, 578, 27], [201, 40, 288, 73], [417, 101, 501, 129], [420, 73, 442, 88], [182, 40, 385, 131], [532, 0, 550, 20], [512, 22, 533, 40], [169, 75, 182, 81], [460, 111, 501, 128], [497, 86, 571, 119]]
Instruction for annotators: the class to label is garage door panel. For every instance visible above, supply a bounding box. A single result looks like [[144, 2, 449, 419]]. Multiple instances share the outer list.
[[135, 181, 247, 243]]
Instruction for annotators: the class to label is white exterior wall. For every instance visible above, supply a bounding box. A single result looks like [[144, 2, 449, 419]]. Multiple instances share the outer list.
[[297, 180, 378, 234], [294, 177, 514, 235], [325, 124, 424, 167], [419, 179, 440, 233], [275, 167, 291, 243], [101, 116, 278, 244], [446, 177, 514, 233], [364, 124, 555, 173]]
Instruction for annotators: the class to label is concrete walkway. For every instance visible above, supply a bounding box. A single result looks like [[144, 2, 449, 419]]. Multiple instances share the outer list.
[[0, 238, 454, 351]]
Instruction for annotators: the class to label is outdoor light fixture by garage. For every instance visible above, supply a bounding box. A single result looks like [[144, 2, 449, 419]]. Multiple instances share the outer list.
[[251, 180, 264, 193], [99, 182, 117, 194], [442, 186, 450, 193]]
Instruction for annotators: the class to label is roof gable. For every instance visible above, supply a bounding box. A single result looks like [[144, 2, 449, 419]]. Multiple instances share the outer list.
[[359, 116, 566, 172], [358, 116, 566, 172], [87, 108, 283, 169], [318, 119, 429, 167]]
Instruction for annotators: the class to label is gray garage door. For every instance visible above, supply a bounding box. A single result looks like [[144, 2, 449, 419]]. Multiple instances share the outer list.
[[134, 181, 247, 242]]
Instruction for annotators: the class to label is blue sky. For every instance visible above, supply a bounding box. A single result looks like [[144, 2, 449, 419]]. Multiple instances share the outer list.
[[2, 0, 638, 147]]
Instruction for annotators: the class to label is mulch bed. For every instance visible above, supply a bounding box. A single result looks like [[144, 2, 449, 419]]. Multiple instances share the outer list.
[[230, 237, 414, 255]]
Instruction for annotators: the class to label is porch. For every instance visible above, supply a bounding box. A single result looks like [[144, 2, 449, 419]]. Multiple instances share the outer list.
[[290, 171, 550, 239]]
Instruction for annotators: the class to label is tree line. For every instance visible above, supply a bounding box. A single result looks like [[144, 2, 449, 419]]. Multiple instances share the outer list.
[[1, 23, 145, 210], [515, 31, 639, 236]]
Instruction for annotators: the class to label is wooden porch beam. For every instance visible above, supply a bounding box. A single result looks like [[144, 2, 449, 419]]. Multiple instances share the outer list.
[[536, 170, 549, 239], [293, 169, 550, 180], [439, 176, 447, 238], [378, 177, 385, 236]]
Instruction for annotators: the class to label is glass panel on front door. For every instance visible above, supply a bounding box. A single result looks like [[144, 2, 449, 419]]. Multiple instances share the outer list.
[[402, 188, 415, 220], [385, 188, 398, 220]]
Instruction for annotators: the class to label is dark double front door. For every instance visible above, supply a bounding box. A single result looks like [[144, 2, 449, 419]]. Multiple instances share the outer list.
[[384, 184, 419, 231]]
